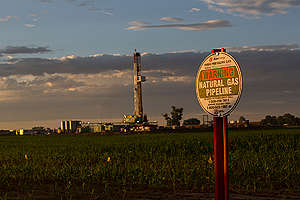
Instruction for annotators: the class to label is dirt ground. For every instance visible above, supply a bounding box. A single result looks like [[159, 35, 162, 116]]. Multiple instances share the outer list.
[[1, 186, 299, 200], [127, 191, 300, 200]]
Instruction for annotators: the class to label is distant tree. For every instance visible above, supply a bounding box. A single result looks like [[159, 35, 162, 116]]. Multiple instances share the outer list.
[[297, 117, 300, 126], [261, 115, 278, 126], [261, 113, 300, 127], [162, 106, 183, 126], [277, 115, 285, 126], [283, 113, 297, 125], [277, 113, 298, 126], [183, 118, 200, 125], [239, 116, 246, 123], [162, 113, 172, 126]]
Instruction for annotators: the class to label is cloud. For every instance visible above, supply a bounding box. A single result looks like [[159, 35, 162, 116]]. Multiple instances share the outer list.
[[0, 16, 12, 22], [127, 19, 232, 31], [0, 67, 194, 125], [5, 43, 297, 77], [201, 0, 300, 17], [70, 0, 114, 16], [168, 49, 201, 54], [24, 24, 36, 28], [226, 44, 299, 52], [160, 17, 183, 22], [88, 54, 104, 58], [189, 8, 201, 13], [0, 45, 299, 128], [0, 46, 51, 56], [128, 21, 149, 26], [39, 0, 113, 15], [77, 0, 113, 15], [1, 44, 298, 76], [88, 8, 113, 15], [78, 0, 94, 7], [161, 76, 192, 83]]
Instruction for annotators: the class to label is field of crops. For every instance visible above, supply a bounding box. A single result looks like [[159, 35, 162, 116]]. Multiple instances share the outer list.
[[0, 129, 299, 199]]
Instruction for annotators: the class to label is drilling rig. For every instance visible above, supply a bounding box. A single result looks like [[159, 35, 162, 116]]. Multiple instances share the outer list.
[[123, 50, 153, 131], [133, 50, 146, 122]]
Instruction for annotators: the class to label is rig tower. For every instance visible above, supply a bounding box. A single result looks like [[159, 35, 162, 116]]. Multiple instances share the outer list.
[[133, 50, 146, 118]]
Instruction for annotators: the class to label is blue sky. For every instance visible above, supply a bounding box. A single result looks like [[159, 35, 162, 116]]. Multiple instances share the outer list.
[[1, 0, 300, 56], [0, 0, 300, 129]]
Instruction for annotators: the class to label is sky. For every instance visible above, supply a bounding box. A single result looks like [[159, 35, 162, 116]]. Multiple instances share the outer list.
[[0, 0, 300, 129]]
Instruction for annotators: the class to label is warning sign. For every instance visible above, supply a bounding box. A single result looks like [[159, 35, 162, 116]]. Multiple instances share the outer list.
[[196, 51, 242, 116]]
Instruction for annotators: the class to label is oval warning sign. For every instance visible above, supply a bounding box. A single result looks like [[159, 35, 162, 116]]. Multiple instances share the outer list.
[[196, 51, 242, 116]]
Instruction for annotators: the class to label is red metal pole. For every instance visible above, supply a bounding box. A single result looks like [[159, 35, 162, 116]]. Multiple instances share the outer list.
[[223, 116, 229, 200], [213, 117, 224, 200]]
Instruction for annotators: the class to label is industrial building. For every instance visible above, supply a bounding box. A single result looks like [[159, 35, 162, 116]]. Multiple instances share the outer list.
[[60, 120, 81, 133]]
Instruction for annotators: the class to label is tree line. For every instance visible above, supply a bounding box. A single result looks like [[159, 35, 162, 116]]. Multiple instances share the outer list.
[[162, 106, 300, 127], [260, 113, 300, 127]]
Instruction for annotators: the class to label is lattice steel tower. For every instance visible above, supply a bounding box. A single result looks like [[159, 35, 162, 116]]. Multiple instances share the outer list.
[[133, 50, 146, 117]]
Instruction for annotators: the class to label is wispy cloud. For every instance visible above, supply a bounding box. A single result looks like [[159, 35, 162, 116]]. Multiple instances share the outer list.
[[168, 49, 201, 54], [88, 8, 113, 16], [160, 17, 183, 22], [78, 0, 94, 7], [40, 0, 113, 15], [24, 24, 36, 28], [127, 20, 232, 31], [226, 44, 299, 52], [189, 8, 201, 13], [71, 0, 114, 16], [0, 46, 51, 56], [128, 21, 149, 26], [201, 0, 300, 17]]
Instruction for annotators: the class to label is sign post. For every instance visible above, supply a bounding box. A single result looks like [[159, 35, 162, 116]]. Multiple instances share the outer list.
[[223, 116, 229, 200], [196, 48, 242, 200], [214, 117, 224, 200]]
